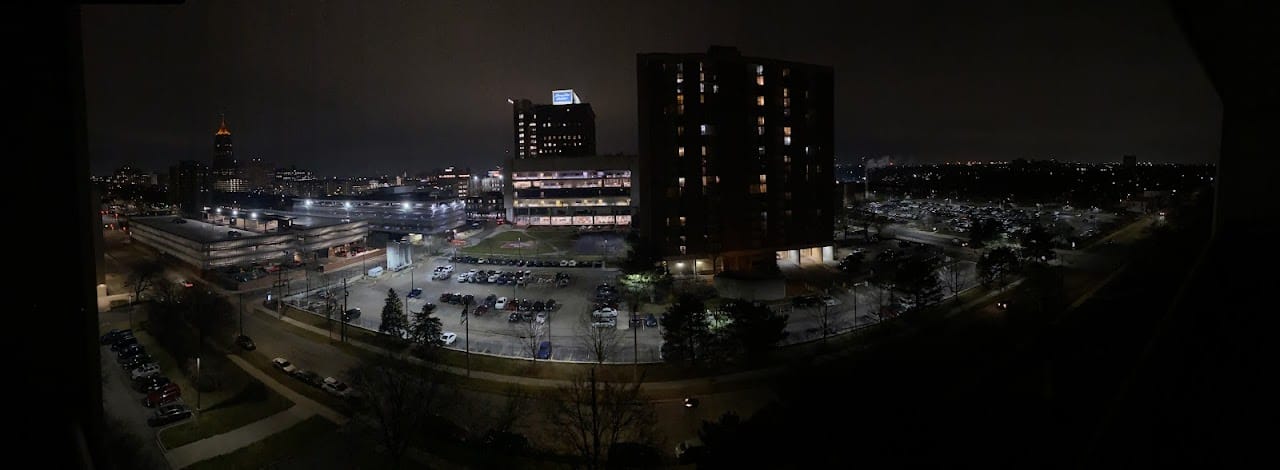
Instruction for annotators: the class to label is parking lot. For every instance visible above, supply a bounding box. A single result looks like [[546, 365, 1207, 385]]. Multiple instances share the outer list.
[[287, 254, 666, 363], [863, 197, 1122, 243]]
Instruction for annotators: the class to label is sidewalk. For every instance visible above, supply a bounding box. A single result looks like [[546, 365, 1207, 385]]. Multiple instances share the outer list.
[[161, 355, 349, 469]]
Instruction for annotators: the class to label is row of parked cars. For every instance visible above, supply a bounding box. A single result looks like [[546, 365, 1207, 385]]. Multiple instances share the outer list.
[[448, 255, 605, 268], [270, 357, 356, 399], [100, 329, 192, 427]]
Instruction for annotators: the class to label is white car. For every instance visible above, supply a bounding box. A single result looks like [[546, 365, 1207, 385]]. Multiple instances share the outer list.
[[130, 363, 161, 380], [456, 273, 470, 282], [591, 318, 616, 328], [271, 357, 298, 374], [560, 259, 570, 267], [567, 260, 577, 267], [822, 296, 841, 307], [535, 312, 547, 324], [494, 297, 508, 309], [440, 332, 458, 345], [592, 307, 618, 318], [322, 377, 352, 398]]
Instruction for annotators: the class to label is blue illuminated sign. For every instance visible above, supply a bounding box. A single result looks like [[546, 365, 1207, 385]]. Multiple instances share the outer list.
[[552, 89, 575, 105]]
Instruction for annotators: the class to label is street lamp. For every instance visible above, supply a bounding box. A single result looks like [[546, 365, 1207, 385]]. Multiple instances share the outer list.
[[195, 357, 201, 411]]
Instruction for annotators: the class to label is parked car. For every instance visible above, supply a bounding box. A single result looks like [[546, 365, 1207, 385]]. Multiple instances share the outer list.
[[629, 315, 643, 327], [134, 375, 171, 393], [592, 307, 618, 318], [271, 357, 298, 374], [407, 287, 423, 299], [508, 312, 521, 323], [110, 336, 138, 351], [293, 369, 323, 387], [422, 302, 437, 313], [536, 341, 552, 359], [130, 363, 161, 380], [142, 383, 182, 407], [322, 377, 352, 398], [545, 299, 558, 311], [120, 354, 154, 371], [535, 312, 548, 324], [342, 308, 361, 322], [148, 403, 192, 427], [234, 335, 256, 350], [99, 329, 132, 345], [440, 332, 458, 345], [591, 318, 617, 329], [494, 297, 508, 310]]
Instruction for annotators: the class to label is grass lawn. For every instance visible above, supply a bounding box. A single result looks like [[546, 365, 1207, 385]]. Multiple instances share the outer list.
[[460, 230, 559, 256], [158, 377, 295, 449], [185, 416, 335, 470]]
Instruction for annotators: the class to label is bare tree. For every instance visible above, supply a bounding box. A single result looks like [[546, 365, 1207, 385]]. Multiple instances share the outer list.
[[544, 368, 657, 469], [810, 302, 835, 343], [348, 353, 445, 468], [511, 315, 544, 362], [940, 257, 966, 303], [126, 261, 163, 305], [578, 309, 620, 364], [491, 384, 532, 435]]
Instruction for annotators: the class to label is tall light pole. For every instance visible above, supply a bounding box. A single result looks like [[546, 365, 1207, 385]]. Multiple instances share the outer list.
[[463, 298, 471, 377], [195, 356, 201, 411], [238, 292, 244, 337], [341, 277, 349, 343]]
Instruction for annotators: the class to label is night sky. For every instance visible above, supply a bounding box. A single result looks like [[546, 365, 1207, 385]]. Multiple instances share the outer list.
[[82, 0, 1220, 177]]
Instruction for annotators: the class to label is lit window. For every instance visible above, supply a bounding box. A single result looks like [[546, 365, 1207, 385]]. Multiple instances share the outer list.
[[518, 114, 524, 119], [757, 116, 765, 126], [677, 126, 684, 136], [678, 147, 685, 157], [782, 67, 790, 77], [679, 245, 687, 255], [699, 94, 705, 103], [700, 124, 708, 135], [757, 96, 765, 106], [676, 94, 684, 105], [756, 75, 764, 86], [712, 84, 719, 93], [758, 126, 765, 136], [756, 64, 764, 75], [783, 88, 789, 97], [784, 136, 792, 146], [805, 146, 812, 155], [677, 105, 684, 114], [679, 216, 686, 226], [783, 98, 791, 107], [701, 145, 708, 156], [678, 177, 685, 188], [759, 174, 767, 184], [757, 146, 766, 156], [676, 72, 683, 83], [699, 83, 705, 93], [783, 127, 792, 136], [784, 155, 791, 163]]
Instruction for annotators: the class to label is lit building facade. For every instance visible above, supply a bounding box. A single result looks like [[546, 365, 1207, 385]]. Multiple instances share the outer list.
[[637, 46, 835, 274], [504, 155, 636, 226], [511, 90, 597, 158]]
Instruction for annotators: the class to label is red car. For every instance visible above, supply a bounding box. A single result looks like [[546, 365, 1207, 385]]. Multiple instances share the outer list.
[[143, 383, 182, 407]]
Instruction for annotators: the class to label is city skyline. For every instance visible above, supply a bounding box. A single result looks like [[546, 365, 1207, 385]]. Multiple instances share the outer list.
[[82, 0, 1219, 177]]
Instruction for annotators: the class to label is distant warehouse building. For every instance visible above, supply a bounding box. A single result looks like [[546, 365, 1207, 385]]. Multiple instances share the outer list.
[[503, 154, 637, 227], [128, 214, 370, 270]]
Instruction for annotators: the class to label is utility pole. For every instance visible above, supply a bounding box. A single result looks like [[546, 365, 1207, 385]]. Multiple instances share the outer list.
[[463, 298, 471, 377], [238, 292, 244, 337], [342, 277, 349, 343]]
